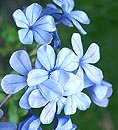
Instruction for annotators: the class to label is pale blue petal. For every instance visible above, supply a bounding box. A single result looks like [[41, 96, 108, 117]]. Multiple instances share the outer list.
[[55, 48, 79, 71], [53, 31, 61, 50], [82, 43, 100, 64], [35, 58, 44, 69], [70, 10, 90, 24], [61, 18, 73, 27], [71, 33, 83, 58], [76, 67, 84, 89], [92, 85, 108, 100], [40, 102, 56, 124], [75, 92, 91, 111], [28, 89, 48, 108], [19, 87, 34, 109], [57, 97, 67, 114], [63, 73, 83, 96], [27, 69, 48, 86], [10, 50, 32, 76], [18, 29, 33, 44], [0, 109, 4, 118], [1, 74, 27, 94], [71, 19, 87, 35], [92, 98, 109, 107], [53, 0, 63, 7], [50, 70, 69, 87], [33, 29, 53, 45], [26, 3, 42, 26], [37, 45, 55, 70], [29, 117, 41, 130], [46, 3, 62, 14], [33, 15, 56, 32], [62, 0, 74, 13], [0, 122, 17, 130], [13, 9, 28, 28], [55, 116, 77, 130], [19, 115, 38, 130], [82, 64, 103, 84], [84, 74, 94, 88], [39, 79, 63, 101], [55, 116, 72, 130], [64, 95, 77, 115]]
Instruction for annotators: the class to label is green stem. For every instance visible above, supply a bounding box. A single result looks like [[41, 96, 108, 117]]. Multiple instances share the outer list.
[[0, 94, 12, 108]]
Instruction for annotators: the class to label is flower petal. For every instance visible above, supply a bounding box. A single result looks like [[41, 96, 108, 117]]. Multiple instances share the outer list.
[[19, 87, 34, 109], [33, 29, 53, 45], [92, 98, 109, 107], [33, 15, 56, 32], [70, 10, 90, 24], [71, 19, 87, 35], [27, 69, 48, 86], [18, 29, 33, 44], [28, 89, 48, 108], [37, 45, 55, 70], [63, 73, 83, 96], [26, 3, 42, 26], [1, 74, 27, 94], [50, 70, 69, 87], [75, 92, 91, 111], [82, 43, 100, 64], [55, 48, 79, 71], [57, 97, 67, 114], [62, 0, 74, 13], [10, 50, 32, 76], [53, 0, 63, 7], [39, 79, 63, 101], [64, 95, 77, 115], [71, 33, 83, 58], [0, 122, 17, 130], [40, 102, 56, 124], [82, 64, 103, 84], [29, 117, 41, 130], [13, 9, 28, 28]]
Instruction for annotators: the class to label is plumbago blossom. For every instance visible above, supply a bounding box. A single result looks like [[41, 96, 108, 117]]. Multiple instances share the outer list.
[[13, 3, 56, 45], [0, 0, 113, 130], [43, 0, 90, 34]]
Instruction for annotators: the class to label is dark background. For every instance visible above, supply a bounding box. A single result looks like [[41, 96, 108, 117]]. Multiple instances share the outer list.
[[0, 0, 118, 130]]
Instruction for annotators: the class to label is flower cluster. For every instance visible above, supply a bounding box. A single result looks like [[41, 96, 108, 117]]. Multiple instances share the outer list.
[[0, 0, 112, 130]]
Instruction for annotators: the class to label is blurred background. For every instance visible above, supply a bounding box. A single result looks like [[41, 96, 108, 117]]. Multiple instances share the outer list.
[[0, 0, 118, 130]]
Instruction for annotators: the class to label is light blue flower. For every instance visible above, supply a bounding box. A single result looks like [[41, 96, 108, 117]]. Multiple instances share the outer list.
[[52, 0, 90, 34], [27, 45, 79, 87], [71, 33, 103, 84], [18, 115, 42, 130], [0, 109, 17, 130], [1, 50, 32, 94], [26, 45, 83, 124], [13, 3, 56, 45], [54, 116, 77, 130], [84, 77, 113, 107], [1, 50, 62, 111]]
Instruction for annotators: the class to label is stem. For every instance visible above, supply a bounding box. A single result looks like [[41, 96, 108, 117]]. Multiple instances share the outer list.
[[0, 94, 12, 108]]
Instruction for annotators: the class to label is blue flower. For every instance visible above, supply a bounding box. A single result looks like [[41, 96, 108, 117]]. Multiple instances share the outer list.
[[1, 50, 62, 111], [84, 77, 113, 107], [1, 50, 32, 94], [49, 0, 90, 34], [0, 109, 17, 130], [13, 3, 56, 45], [18, 115, 42, 130], [54, 116, 77, 130], [27, 45, 79, 87], [71, 33, 103, 84]]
